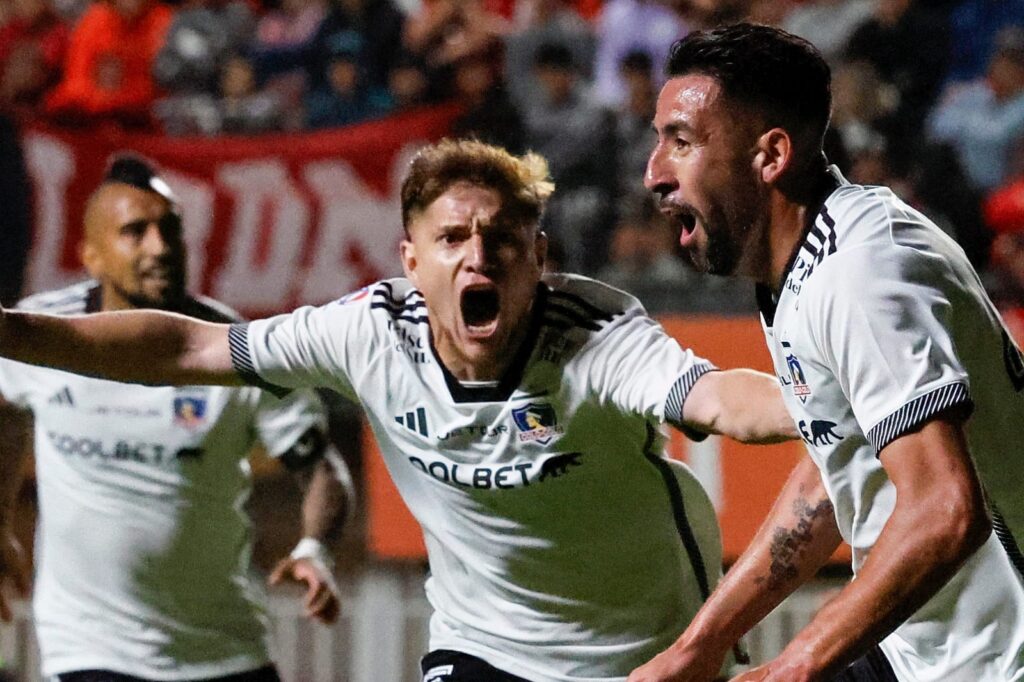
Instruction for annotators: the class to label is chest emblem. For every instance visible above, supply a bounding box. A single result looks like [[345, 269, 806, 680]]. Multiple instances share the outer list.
[[173, 396, 208, 429], [512, 402, 563, 444], [784, 349, 811, 402]]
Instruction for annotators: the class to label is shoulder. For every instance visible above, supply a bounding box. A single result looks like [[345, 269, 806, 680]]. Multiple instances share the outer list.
[[16, 281, 96, 314], [180, 294, 245, 323], [542, 272, 641, 330]]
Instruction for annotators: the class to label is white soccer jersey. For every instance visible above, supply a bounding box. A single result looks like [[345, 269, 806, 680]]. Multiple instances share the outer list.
[[0, 281, 326, 681], [231, 273, 723, 682], [758, 168, 1024, 681]]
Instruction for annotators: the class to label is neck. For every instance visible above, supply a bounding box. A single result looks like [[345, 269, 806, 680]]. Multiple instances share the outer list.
[[764, 171, 834, 291]]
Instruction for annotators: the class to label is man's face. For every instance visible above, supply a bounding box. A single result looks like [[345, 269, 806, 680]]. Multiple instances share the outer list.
[[400, 182, 547, 379], [645, 74, 767, 276], [81, 184, 187, 310]]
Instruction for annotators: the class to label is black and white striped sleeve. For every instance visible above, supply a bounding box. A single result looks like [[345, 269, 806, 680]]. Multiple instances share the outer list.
[[228, 323, 291, 398], [664, 361, 718, 441], [866, 381, 973, 454]]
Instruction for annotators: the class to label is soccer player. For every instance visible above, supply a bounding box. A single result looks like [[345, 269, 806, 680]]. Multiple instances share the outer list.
[[0, 157, 354, 682], [0, 140, 795, 682], [632, 23, 1024, 682]]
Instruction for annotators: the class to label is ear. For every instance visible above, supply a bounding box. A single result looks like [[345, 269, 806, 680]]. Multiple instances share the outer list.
[[400, 238, 418, 285], [79, 240, 102, 279], [534, 231, 548, 271], [754, 128, 793, 185]]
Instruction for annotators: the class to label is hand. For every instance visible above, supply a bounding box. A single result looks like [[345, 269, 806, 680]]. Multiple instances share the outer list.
[[729, 656, 817, 682], [268, 556, 340, 624], [628, 643, 728, 682], [0, 526, 29, 622]]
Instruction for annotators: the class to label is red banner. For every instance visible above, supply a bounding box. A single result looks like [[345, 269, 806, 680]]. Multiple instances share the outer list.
[[20, 105, 459, 317]]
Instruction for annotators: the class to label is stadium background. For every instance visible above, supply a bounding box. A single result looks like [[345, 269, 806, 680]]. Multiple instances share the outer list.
[[2, 0, 1024, 678]]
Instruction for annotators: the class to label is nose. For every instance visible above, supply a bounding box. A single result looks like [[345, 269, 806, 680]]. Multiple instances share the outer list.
[[644, 142, 678, 198], [464, 233, 489, 271], [141, 222, 171, 256]]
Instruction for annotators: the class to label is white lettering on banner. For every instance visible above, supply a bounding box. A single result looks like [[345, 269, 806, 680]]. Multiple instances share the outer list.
[[24, 133, 79, 294], [214, 160, 311, 309], [299, 151, 415, 303], [162, 170, 215, 294]]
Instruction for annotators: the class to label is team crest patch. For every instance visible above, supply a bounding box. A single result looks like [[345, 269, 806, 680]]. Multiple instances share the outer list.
[[173, 396, 207, 428], [512, 402, 563, 444], [786, 353, 811, 402], [336, 286, 370, 305]]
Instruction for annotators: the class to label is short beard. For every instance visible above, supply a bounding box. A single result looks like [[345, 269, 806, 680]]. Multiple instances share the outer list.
[[115, 279, 186, 311]]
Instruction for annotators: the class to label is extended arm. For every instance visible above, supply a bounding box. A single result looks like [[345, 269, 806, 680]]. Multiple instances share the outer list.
[[0, 398, 32, 621], [735, 417, 989, 681], [683, 369, 798, 444], [629, 455, 841, 682], [0, 308, 237, 386]]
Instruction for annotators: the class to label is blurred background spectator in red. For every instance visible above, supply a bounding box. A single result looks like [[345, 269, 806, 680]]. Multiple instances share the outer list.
[[45, 0, 173, 127], [0, 0, 69, 111], [983, 162, 1024, 343]]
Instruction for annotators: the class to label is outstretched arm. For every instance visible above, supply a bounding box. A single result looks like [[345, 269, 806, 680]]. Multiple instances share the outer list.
[[0, 308, 237, 386], [683, 369, 797, 444], [629, 455, 841, 682], [732, 417, 989, 682]]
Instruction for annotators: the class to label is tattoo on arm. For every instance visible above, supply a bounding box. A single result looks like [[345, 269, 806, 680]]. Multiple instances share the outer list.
[[755, 488, 834, 592]]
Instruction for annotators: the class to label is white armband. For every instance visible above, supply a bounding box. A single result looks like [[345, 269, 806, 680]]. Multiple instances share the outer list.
[[290, 537, 336, 573]]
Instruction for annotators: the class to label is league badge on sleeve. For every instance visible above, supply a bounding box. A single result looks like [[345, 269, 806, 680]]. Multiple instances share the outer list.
[[336, 286, 370, 305], [174, 395, 208, 429], [512, 403, 563, 445]]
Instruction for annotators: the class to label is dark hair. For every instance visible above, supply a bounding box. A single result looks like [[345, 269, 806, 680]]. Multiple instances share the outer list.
[[533, 42, 575, 71], [401, 139, 554, 233], [666, 23, 831, 159], [104, 153, 176, 204], [620, 49, 653, 75]]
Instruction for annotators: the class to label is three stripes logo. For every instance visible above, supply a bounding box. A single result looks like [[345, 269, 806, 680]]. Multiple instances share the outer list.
[[48, 386, 74, 406], [396, 407, 429, 437]]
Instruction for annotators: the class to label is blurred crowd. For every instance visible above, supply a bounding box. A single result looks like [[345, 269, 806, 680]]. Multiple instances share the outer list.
[[3, 0, 1024, 326]]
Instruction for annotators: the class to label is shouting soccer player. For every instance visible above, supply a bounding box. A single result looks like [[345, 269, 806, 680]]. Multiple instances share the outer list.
[[0, 140, 795, 681], [0, 157, 354, 682], [632, 23, 1024, 682]]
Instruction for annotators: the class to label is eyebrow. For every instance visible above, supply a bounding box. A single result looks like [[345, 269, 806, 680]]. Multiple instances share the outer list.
[[653, 119, 697, 137]]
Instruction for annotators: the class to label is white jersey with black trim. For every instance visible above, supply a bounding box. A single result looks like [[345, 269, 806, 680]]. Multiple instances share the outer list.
[[0, 281, 327, 681], [757, 168, 1024, 681], [231, 273, 723, 682]]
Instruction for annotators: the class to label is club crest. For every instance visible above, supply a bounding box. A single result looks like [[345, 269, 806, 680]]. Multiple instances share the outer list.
[[512, 402, 563, 444], [173, 396, 207, 428], [786, 353, 811, 402]]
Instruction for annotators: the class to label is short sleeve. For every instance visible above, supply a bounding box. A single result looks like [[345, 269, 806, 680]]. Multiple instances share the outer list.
[[254, 387, 328, 460], [585, 308, 717, 437], [805, 245, 972, 454], [0, 359, 36, 408], [229, 293, 380, 402]]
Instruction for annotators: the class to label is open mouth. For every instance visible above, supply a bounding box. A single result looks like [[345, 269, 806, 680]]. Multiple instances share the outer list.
[[460, 286, 501, 335]]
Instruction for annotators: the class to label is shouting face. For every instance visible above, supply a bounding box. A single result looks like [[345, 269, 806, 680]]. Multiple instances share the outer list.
[[80, 183, 187, 311], [400, 182, 547, 381], [645, 74, 769, 277]]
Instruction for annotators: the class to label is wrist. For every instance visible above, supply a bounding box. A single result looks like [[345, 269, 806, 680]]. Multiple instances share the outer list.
[[290, 537, 335, 572]]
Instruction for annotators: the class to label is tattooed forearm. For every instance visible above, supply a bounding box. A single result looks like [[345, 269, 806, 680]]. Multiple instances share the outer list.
[[755, 488, 835, 592]]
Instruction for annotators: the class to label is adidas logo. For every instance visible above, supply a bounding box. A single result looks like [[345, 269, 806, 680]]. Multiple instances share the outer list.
[[48, 386, 74, 406], [395, 407, 428, 437]]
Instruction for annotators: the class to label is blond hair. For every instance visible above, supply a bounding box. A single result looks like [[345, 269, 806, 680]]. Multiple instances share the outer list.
[[400, 139, 555, 233]]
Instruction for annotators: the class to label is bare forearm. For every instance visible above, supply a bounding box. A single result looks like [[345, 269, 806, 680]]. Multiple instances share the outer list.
[[0, 309, 237, 386], [677, 457, 840, 653], [300, 450, 353, 543], [0, 405, 31, 529], [686, 370, 797, 444]]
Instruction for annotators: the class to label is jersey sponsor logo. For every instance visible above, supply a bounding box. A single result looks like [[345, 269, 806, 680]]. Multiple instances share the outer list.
[[46, 430, 202, 465], [408, 451, 584, 490], [396, 407, 429, 437], [173, 396, 208, 428], [388, 321, 429, 364], [336, 286, 370, 305], [798, 419, 844, 447], [437, 423, 508, 441], [512, 402, 563, 444], [47, 386, 74, 406]]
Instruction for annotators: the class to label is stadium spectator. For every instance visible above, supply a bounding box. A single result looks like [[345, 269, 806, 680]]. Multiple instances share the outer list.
[[592, 0, 688, 107], [386, 52, 431, 111], [637, 23, 1024, 681], [0, 155, 354, 681], [844, 0, 951, 160], [524, 42, 617, 273], [153, 0, 255, 96], [0, 0, 69, 110], [982, 165, 1024, 341], [780, 0, 875, 64], [614, 49, 657, 203], [0, 139, 800, 682], [45, 0, 173, 126], [450, 50, 525, 153], [304, 39, 392, 128], [504, 0, 595, 110], [929, 25, 1024, 191], [946, 0, 1024, 83]]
